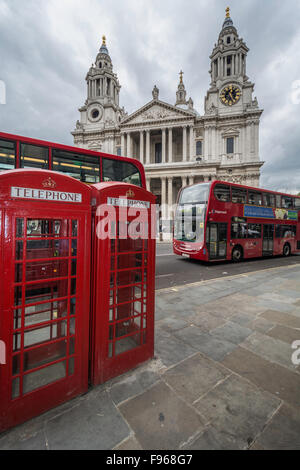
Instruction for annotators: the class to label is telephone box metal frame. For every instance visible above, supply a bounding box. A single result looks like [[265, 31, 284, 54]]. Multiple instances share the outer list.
[[0, 169, 92, 433], [90, 183, 156, 385]]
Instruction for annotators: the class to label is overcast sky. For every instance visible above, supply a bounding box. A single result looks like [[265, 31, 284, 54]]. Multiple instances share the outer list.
[[0, 0, 299, 192]]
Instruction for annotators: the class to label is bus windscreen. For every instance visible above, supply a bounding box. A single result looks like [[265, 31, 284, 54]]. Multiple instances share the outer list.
[[102, 158, 142, 187], [179, 183, 210, 205]]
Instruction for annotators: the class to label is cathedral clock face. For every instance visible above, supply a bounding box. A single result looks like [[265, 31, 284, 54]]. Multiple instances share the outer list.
[[220, 85, 241, 106]]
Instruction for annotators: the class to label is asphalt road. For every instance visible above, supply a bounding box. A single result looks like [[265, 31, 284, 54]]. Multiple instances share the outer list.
[[155, 242, 300, 290]]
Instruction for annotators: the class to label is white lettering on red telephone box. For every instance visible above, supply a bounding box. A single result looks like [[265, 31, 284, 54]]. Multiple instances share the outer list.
[[107, 197, 150, 209], [11, 187, 82, 203]]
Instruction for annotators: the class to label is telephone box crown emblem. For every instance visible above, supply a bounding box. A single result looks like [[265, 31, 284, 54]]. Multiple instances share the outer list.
[[42, 177, 57, 189], [126, 189, 135, 198]]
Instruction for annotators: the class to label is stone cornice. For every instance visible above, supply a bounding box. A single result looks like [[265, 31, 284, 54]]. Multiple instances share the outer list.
[[144, 160, 264, 173]]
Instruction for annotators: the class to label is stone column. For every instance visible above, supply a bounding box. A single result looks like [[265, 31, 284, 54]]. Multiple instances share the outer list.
[[204, 127, 209, 161], [127, 132, 131, 158], [146, 130, 151, 165], [181, 176, 187, 188], [162, 128, 166, 163], [121, 133, 125, 156], [161, 176, 167, 221], [183, 126, 187, 162], [189, 126, 194, 160], [211, 127, 216, 160], [168, 128, 173, 163], [255, 122, 259, 161], [189, 175, 194, 186], [168, 177, 173, 220], [139, 130, 144, 164]]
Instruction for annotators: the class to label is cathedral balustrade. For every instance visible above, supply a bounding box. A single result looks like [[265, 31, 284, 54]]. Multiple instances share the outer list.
[[220, 153, 242, 165]]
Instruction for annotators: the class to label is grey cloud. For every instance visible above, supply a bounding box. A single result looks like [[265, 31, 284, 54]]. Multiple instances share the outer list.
[[0, 0, 299, 191]]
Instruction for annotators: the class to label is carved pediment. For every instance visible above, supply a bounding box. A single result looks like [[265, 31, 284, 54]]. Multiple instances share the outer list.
[[121, 100, 195, 126], [221, 127, 240, 137]]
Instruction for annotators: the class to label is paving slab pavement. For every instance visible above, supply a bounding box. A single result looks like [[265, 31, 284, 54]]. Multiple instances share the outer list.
[[0, 263, 300, 450]]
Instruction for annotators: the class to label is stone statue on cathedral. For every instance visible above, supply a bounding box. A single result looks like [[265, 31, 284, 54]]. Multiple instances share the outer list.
[[152, 85, 159, 100]]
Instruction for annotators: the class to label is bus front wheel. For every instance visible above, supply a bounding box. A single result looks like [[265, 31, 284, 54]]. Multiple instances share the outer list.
[[232, 246, 243, 262], [283, 243, 291, 257]]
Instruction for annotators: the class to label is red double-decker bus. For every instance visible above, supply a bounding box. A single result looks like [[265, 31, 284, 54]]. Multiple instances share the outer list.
[[0, 132, 146, 188], [173, 180, 300, 262]]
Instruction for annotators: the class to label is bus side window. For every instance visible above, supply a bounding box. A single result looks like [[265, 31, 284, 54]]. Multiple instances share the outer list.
[[248, 191, 262, 206], [231, 188, 247, 204], [263, 193, 275, 207], [231, 217, 247, 238], [282, 196, 294, 209], [0, 139, 16, 170], [295, 198, 300, 210], [248, 224, 261, 238], [214, 184, 230, 202], [20, 144, 49, 170], [276, 225, 296, 238], [276, 195, 282, 208]]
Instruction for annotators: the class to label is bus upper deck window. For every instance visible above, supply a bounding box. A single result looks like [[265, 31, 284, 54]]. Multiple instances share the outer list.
[[102, 158, 142, 187], [0, 139, 16, 170], [295, 198, 300, 210], [52, 149, 100, 183], [231, 188, 247, 204], [20, 144, 49, 170], [248, 191, 262, 206], [214, 184, 230, 202], [263, 193, 275, 207], [276, 195, 282, 208], [282, 196, 294, 209]]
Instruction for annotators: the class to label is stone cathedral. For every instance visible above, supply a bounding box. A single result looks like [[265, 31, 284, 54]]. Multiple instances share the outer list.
[[72, 8, 264, 220]]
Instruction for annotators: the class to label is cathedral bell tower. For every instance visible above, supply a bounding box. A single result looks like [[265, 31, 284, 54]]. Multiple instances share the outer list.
[[205, 7, 259, 116], [203, 7, 263, 172], [72, 36, 123, 151]]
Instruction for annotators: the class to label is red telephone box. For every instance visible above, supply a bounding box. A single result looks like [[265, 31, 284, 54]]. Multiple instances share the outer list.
[[0, 170, 92, 432], [90, 183, 156, 385]]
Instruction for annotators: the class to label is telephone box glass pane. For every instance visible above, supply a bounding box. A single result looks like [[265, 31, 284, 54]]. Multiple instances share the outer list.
[[23, 361, 66, 394], [117, 254, 142, 270], [26, 240, 69, 259], [15, 241, 23, 260], [23, 341, 67, 372], [16, 219, 24, 238], [68, 358, 75, 375], [24, 300, 67, 327], [25, 259, 69, 282], [115, 334, 141, 356], [27, 220, 65, 238], [15, 264, 23, 283], [24, 320, 67, 348], [25, 279, 69, 304], [12, 378, 20, 399], [12, 355, 20, 375], [116, 270, 142, 286], [118, 238, 143, 253]]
